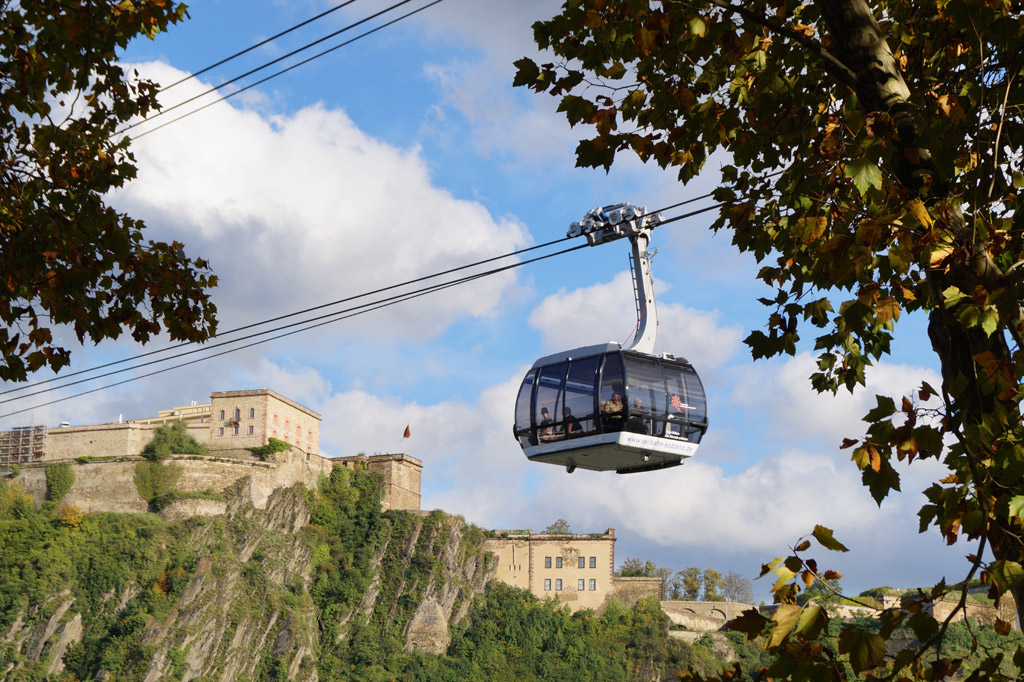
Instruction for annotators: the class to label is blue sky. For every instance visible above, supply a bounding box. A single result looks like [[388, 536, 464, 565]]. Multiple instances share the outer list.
[[5, 0, 973, 601]]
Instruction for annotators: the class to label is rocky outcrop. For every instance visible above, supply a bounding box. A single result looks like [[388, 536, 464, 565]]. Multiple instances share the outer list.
[[0, 480, 495, 680]]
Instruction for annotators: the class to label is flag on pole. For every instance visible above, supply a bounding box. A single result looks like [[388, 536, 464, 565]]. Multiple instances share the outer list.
[[403, 425, 411, 439]]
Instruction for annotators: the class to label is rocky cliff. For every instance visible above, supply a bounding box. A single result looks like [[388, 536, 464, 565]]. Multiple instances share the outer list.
[[0, 470, 493, 681]]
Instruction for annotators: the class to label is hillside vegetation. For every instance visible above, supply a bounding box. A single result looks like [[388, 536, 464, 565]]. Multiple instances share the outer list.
[[0, 467, 768, 681]]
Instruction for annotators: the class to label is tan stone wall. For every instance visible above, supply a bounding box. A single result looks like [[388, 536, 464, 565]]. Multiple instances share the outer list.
[[333, 454, 423, 511], [610, 576, 662, 607], [14, 448, 335, 515], [41, 423, 156, 462], [483, 531, 617, 612], [369, 455, 421, 511], [485, 538, 532, 591], [660, 601, 756, 631]]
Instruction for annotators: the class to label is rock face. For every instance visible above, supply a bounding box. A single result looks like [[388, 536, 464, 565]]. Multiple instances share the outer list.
[[0, 480, 495, 681]]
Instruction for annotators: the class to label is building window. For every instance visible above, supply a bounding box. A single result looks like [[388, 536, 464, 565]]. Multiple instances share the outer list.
[[589, 579, 596, 591], [555, 579, 562, 591], [544, 579, 551, 591], [578, 579, 585, 590], [545, 557, 551, 569], [578, 557, 585, 569], [219, 410, 225, 420], [234, 408, 240, 420], [249, 408, 255, 418], [218, 427, 224, 436], [556, 557, 563, 568], [589, 556, 596, 568], [233, 425, 239, 435], [248, 425, 254, 434]]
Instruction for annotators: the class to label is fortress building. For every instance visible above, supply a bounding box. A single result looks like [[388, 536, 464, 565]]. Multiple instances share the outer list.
[[483, 529, 662, 612], [0, 389, 421, 514]]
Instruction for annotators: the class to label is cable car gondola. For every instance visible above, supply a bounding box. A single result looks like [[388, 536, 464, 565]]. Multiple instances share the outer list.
[[513, 204, 709, 474]]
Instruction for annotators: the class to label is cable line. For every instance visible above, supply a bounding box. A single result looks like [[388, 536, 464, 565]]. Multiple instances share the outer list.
[[0, 200, 726, 418], [0, 233, 574, 399], [0, 242, 590, 420], [131, 0, 443, 140], [121, 0, 425, 136], [160, 0, 362, 92]]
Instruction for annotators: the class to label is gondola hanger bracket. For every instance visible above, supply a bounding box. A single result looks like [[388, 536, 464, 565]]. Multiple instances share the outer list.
[[567, 203, 663, 246]]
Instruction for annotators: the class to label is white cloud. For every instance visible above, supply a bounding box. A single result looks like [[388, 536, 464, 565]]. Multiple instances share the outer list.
[[729, 352, 943, 448], [112, 62, 530, 342], [527, 271, 744, 368]]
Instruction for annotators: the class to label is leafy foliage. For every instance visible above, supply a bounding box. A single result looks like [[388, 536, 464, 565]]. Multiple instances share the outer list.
[[0, 0, 218, 381], [133, 460, 183, 511], [518, 0, 1024, 677], [246, 437, 291, 461], [543, 518, 572, 534], [140, 421, 207, 461], [44, 462, 75, 503]]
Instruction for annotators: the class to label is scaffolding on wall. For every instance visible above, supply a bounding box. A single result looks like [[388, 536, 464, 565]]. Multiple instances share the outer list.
[[0, 425, 47, 471]]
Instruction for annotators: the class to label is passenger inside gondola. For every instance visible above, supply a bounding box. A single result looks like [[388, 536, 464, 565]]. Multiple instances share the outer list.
[[563, 407, 582, 436], [601, 392, 624, 431], [539, 407, 554, 439], [625, 397, 650, 434]]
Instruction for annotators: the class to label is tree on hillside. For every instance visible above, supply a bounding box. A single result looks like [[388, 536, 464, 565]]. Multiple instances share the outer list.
[[543, 518, 572, 534], [669, 566, 703, 601], [141, 421, 207, 461], [722, 572, 755, 604], [618, 557, 657, 577], [701, 568, 725, 602], [0, 1, 217, 381], [517, 0, 1024, 676]]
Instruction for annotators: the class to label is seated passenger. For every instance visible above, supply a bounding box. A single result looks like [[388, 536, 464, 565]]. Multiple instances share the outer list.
[[539, 407, 555, 440], [563, 407, 582, 436], [625, 397, 650, 435], [601, 392, 624, 431]]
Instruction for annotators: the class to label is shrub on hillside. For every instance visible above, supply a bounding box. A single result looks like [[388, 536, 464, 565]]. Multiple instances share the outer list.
[[134, 461, 183, 511], [141, 421, 207, 461], [56, 503, 84, 528], [45, 462, 75, 503], [246, 437, 291, 461]]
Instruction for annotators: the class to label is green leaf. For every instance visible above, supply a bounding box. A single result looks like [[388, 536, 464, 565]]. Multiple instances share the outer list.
[[987, 560, 1024, 594], [907, 611, 938, 642], [878, 608, 905, 639], [1009, 495, 1024, 525], [812, 525, 850, 552], [838, 625, 886, 674], [845, 158, 883, 196], [864, 395, 897, 422], [767, 604, 802, 649], [795, 604, 827, 640], [725, 608, 769, 640], [557, 95, 596, 127], [512, 57, 541, 88]]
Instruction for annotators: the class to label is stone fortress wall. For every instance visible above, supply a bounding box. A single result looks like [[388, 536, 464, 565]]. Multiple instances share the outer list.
[[2, 388, 421, 514]]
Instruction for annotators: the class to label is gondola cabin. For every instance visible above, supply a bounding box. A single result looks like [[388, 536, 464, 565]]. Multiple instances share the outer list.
[[513, 343, 708, 474]]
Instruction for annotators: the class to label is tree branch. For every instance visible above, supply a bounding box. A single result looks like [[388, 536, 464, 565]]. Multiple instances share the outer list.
[[697, 0, 861, 92]]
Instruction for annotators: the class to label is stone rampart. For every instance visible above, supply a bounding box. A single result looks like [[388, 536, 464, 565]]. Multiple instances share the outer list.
[[609, 577, 662, 607], [15, 448, 335, 515], [660, 601, 756, 632]]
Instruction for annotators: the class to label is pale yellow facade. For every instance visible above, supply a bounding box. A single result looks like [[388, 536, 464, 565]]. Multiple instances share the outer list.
[[483, 529, 661, 612], [207, 389, 321, 455]]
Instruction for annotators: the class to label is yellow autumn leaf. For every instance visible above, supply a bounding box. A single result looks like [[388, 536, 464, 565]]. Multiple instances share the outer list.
[[906, 198, 933, 228]]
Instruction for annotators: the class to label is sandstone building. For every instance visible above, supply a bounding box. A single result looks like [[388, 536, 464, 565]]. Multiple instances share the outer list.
[[483, 529, 662, 612]]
